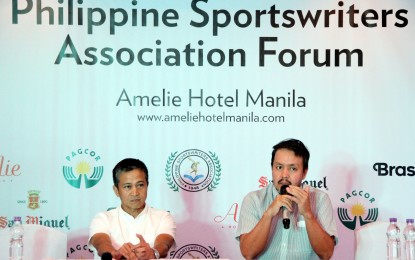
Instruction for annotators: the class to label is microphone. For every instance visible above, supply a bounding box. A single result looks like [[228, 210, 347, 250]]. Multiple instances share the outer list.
[[101, 252, 112, 260], [280, 185, 290, 229]]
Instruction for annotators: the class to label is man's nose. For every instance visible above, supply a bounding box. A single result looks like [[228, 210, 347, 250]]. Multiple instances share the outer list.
[[132, 186, 140, 195], [281, 167, 290, 178]]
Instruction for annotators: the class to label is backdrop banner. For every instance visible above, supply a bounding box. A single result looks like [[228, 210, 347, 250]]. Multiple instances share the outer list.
[[1, 0, 414, 259]]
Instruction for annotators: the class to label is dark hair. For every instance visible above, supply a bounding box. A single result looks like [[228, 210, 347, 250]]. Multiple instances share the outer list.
[[112, 158, 149, 187], [271, 139, 310, 170]]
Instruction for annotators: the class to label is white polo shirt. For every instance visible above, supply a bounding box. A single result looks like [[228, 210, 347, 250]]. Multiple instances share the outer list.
[[89, 204, 176, 259]]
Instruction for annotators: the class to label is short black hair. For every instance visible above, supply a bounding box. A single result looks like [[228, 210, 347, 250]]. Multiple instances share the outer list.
[[271, 139, 310, 170], [112, 158, 149, 187]]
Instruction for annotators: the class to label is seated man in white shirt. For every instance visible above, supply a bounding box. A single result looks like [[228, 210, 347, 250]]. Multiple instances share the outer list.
[[89, 158, 176, 259]]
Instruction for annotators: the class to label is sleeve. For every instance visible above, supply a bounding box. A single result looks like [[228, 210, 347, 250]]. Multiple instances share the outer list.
[[316, 192, 339, 244], [88, 211, 111, 247], [235, 192, 260, 241], [157, 211, 176, 239]]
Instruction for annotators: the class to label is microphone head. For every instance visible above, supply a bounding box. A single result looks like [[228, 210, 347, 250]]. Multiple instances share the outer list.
[[280, 185, 289, 195], [101, 252, 112, 260], [283, 218, 290, 229]]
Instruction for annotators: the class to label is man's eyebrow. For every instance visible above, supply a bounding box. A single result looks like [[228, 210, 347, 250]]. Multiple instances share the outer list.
[[274, 162, 297, 166]]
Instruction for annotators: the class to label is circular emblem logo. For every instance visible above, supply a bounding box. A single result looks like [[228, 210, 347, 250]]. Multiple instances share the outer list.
[[165, 149, 221, 192], [170, 244, 220, 259]]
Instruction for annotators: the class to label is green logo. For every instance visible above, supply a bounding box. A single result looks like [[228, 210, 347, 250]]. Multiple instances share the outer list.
[[63, 148, 103, 189], [338, 189, 378, 230]]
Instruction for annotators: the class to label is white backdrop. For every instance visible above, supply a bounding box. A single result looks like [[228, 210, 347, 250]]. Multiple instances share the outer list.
[[1, 0, 414, 259]]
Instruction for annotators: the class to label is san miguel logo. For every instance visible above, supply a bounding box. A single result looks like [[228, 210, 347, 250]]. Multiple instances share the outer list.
[[165, 149, 221, 192], [27, 190, 41, 209], [338, 189, 378, 230], [258, 176, 270, 188], [258, 176, 328, 190], [0, 216, 71, 230], [63, 148, 103, 189], [16, 190, 47, 210], [169, 244, 220, 259]]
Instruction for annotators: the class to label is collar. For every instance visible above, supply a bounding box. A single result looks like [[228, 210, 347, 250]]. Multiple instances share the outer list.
[[118, 204, 149, 220]]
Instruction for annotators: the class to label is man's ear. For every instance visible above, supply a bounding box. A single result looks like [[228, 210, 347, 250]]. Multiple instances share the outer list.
[[302, 169, 308, 180], [113, 185, 120, 197]]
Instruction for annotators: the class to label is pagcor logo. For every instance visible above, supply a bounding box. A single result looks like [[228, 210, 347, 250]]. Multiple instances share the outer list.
[[67, 242, 94, 259], [63, 148, 103, 189], [373, 162, 415, 177], [338, 189, 378, 230]]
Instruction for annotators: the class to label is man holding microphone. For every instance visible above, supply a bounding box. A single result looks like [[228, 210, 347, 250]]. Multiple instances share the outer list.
[[236, 139, 338, 260]]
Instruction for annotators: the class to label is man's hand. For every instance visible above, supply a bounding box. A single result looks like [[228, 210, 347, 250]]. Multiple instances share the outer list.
[[131, 234, 156, 260], [287, 185, 313, 219], [266, 193, 293, 217], [116, 242, 140, 260], [112, 234, 159, 260]]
